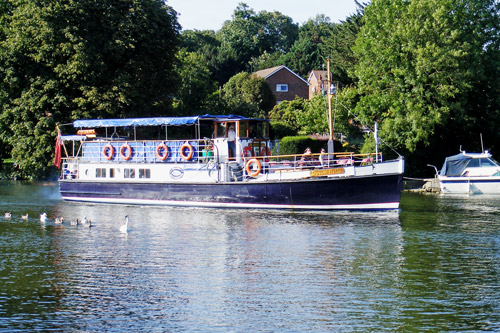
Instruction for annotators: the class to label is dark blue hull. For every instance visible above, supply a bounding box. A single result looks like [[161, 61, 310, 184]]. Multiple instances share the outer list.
[[59, 173, 403, 210]]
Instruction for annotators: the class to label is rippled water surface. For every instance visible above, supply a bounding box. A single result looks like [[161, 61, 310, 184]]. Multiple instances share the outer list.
[[0, 181, 499, 331]]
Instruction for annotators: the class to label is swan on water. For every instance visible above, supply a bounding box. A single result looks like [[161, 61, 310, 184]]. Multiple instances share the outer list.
[[120, 215, 129, 233], [54, 217, 64, 224], [21, 214, 28, 220], [4, 212, 12, 218], [40, 213, 48, 222]]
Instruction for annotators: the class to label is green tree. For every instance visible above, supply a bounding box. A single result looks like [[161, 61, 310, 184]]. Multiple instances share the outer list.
[[215, 3, 298, 83], [296, 95, 330, 135], [0, 0, 180, 179], [222, 72, 275, 118], [179, 29, 234, 86], [352, 0, 500, 160], [269, 93, 356, 141], [322, 3, 366, 85], [269, 97, 305, 133], [249, 51, 283, 72], [173, 50, 218, 115], [280, 15, 335, 77]]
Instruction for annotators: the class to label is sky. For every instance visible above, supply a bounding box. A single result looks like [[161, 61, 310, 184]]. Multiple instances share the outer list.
[[167, 0, 360, 31]]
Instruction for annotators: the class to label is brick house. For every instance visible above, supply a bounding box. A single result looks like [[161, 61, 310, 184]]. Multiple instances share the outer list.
[[254, 65, 309, 104], [307, 70, 328, 99]]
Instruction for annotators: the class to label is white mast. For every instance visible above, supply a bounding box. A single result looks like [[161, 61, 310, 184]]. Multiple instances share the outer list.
[[327, 58, 334, 155]]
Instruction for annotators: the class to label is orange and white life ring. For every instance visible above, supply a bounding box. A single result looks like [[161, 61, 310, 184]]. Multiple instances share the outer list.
[[242, 146, 253, 158], [245, 158, 261, 177], [102, 144, 114, 160], [156, 143, 169, 161], [180, 142, 194, 161], [120, 143, 132, 160]]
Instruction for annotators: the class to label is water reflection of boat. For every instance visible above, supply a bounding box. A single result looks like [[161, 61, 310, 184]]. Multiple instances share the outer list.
[[56, 115, 404, 210], [437, 151, 500, 194]]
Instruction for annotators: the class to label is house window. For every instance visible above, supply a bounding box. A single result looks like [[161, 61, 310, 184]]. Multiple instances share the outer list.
[[96, 168, 106, 178], [124, 168, 135, 178], [276, 84, 288, 92], [139, 168, 151, 179]]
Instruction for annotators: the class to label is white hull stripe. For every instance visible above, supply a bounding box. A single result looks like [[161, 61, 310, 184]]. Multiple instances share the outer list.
[[61, 196, 400, 210]]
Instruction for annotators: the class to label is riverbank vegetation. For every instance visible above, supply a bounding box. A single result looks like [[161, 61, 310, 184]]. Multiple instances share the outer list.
[[1, 0, 499, 179]]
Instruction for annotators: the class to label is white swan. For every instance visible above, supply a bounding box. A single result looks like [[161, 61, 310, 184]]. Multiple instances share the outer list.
[[82, 216, 88, 225], [21, 214, 28, 220], [54, 217, 64, 224], [70, 218, 79, 226], [40, 213, 48, 222], [4, 212, 12, 218], [120, 215, 129, 233]]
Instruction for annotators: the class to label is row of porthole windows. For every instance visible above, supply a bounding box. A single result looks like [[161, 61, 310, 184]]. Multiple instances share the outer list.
[[92, 168, 151, 179]]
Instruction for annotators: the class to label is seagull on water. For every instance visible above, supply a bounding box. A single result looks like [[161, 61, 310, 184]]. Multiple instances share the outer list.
[[40, 213, 48, 222], [82, 216, 88, 225], [54, 217, 64, 224], [120, 215, 129, 233], [70, 218, 79, 226], [4, 212, 12, 218]]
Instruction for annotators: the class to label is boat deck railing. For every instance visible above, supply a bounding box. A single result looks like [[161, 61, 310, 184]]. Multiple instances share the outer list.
[[240, 152, 383, 177], [74, 139, 215, 163], [60, 138, 386, 181]]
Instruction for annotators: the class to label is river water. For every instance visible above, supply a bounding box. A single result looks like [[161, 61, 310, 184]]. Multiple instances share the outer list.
[[0, 181, 499, 331]]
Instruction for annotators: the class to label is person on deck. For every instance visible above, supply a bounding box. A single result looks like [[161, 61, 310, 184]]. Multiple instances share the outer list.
[[300, 147, 314, 166], [319, 148, 327, 166], [227, 125, 236, 158]]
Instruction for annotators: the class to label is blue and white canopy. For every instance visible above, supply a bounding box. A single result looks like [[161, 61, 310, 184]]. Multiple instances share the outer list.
[[440, 151, 495, 176], [72, 114, 264, 128]]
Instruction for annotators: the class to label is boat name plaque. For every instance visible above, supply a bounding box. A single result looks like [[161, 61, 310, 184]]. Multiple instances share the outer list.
[[310, 168, 345, 177]]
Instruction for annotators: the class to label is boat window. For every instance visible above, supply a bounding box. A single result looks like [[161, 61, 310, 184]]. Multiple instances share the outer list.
[[124, 168, 135, 178], [215, 123, 226, 138], [247, 121, 269, 139], [96, 168, 106, 178], [139, 169, 151, 179], [249, 122, 259, 138], [467, 159, 479, 168], [480, 158, 499, 167], [239, 122, 248, 137], [262, 122, 269, 138], [109, 168, 115, 178]]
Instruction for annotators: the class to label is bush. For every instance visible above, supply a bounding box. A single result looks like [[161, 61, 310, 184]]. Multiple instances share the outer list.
[[270, 121, 297, 140], [279, 136, 324, 156]]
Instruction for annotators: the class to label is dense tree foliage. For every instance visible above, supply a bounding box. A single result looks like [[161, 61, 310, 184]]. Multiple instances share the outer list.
[[269, 94, 354, 138], [182, 3, 299, 85], [279, 15, 335, 78], [222, 72, 275, 118], [0, 0, 180, 178], [351, 0, 500, 173], [322, 3, 365, 85], [173, 50, 218, 115]]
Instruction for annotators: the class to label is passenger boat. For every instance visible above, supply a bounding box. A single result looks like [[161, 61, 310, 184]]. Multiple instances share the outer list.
[[437, 150, 500, 194], [56, 115, 404, 210]]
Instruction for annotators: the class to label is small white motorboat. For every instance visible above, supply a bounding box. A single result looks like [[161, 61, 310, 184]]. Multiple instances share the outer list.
[[436, 150, 500, 194]]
